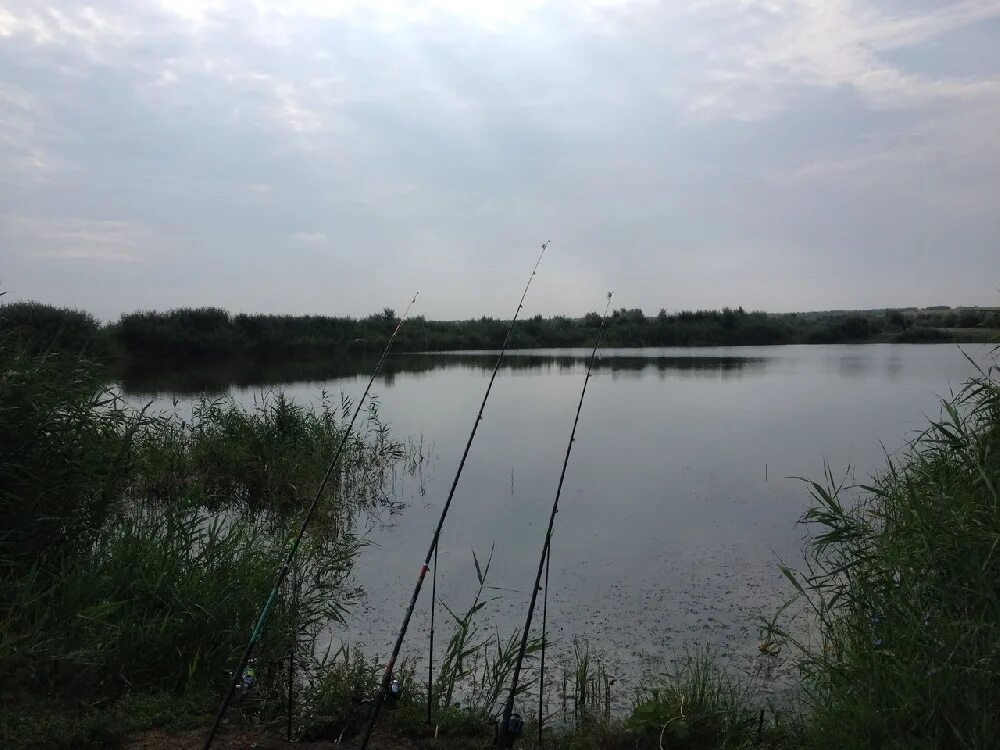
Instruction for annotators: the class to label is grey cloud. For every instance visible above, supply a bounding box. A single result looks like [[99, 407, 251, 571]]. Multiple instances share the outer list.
[[292, 231, 328, 243], [5, 216, 145, 262], [1, 0, 998, 319]]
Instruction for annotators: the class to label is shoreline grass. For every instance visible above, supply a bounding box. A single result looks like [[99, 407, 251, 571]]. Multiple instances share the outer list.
[[774, 350, 1000, 748], [0, 338, 415, 749]]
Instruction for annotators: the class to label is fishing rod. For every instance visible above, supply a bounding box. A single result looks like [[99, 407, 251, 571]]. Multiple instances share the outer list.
[[202, 292, 419, 750], [497, 291, 613, 749], [359, 242, 549, 749]]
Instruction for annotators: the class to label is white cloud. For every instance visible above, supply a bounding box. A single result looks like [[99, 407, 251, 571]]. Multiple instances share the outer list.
[[689, 0, 1000, 118], [0, 83, 55, 179], [291, 231, 328, 243], [4, 216, 146, 262]]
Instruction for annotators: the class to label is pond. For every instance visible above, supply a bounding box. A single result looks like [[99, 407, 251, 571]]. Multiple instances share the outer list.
[[121, 343, 993, 704]]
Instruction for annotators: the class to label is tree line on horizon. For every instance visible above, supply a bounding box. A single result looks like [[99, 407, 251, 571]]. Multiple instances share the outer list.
[[2, 300, 998, 363]]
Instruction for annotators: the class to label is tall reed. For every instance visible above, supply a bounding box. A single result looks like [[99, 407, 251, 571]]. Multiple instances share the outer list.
[[777, 351, 1000, 747], [0, 339, 416, 747]]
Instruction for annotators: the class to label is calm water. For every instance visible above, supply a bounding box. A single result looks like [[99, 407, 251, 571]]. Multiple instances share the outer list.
[[123, 344, 994, 700]]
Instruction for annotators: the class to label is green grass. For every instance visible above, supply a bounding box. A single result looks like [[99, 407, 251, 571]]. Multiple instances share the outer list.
[[296, 547, 543, 745], [777, 350, 1000, 748], [0, 691, 209, 750], [626, 649, 759, 749], [0, 338, 415, 748]]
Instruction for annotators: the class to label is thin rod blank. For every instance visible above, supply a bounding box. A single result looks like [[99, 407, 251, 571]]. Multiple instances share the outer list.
[[360, 243, 549, 750], [428, 543, 438, 725], [202, 292, 419, 750], [537, 546, 550, 743], [497, 292, 613, 749], [286, 564, 296, 743]]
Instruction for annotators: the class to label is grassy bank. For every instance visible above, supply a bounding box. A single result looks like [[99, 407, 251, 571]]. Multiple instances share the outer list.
[[0, 338, 412, 748], [3, 313, 999, 748], [777, 350, 1000, 747]]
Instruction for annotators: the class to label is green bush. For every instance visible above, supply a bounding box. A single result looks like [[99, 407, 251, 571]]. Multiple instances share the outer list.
[[0, 347, 126, 564], [896, 326, 948, 343], [0, 301, 106, 354]]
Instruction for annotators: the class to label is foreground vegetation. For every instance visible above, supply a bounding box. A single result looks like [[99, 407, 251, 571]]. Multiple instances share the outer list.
[[3, 300, 999, 366], [2, 304, 998, 748], [777, 351, 1000, 748], [0, 335, 411, 747]]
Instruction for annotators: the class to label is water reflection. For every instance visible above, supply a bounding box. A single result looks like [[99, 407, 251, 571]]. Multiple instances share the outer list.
[[885, 353, 903, 380], [118, 352, 767, 395], [836, 354, 871, 378]]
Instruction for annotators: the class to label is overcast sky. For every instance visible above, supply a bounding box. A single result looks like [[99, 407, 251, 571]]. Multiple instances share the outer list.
[[1, 1, 998, 320]]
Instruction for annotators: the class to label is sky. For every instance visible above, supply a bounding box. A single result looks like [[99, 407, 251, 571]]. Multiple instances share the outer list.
[[0, 0, 998, 320]]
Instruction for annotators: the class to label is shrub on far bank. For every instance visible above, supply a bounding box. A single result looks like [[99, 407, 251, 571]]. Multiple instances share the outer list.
[[0, 300, 109, 355], [895, 326, 948, 343]]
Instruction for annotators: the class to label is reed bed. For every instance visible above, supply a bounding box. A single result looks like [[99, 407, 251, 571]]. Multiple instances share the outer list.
[[777, 350, 1000, 748], [0, 340, 413, 747]]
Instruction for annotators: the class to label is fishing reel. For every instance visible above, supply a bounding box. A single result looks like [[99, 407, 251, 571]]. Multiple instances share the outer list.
[[235, 659, 258, 701], [498, 712, 523, 748], [385, 678, 403, 710]]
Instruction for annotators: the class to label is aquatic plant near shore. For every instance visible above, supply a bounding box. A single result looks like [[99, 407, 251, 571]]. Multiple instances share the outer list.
[[0, 339, 418, 740], [628, 649, 759, 750], [775, 349, 1000, 747]]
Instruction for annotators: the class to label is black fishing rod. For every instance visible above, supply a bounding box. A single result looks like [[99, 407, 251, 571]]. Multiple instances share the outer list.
[[202, 292, 419, 750], [359, 242, 549, 750], [497, 291, 612, 749]]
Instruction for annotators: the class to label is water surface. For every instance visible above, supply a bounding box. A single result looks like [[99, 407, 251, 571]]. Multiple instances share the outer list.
[[124, 344, 993, 701]]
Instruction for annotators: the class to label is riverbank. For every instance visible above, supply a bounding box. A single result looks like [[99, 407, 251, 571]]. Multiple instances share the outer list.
[[3, 300, 998, 364], [2, 327, 998, 748]]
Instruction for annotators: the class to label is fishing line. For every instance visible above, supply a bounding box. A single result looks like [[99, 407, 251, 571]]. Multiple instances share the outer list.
[[497, 291, 613, 749], [360, 242, 549, 749], [202, 292, 419, 750]]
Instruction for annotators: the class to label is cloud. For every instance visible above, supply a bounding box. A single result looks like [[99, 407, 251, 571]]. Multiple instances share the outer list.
[[0, 0, 997, 317], [4, 216, 145, 262], [291, 231, 328, 243], [687, 0, 1000, 119], [0, 82, 56, 180]]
